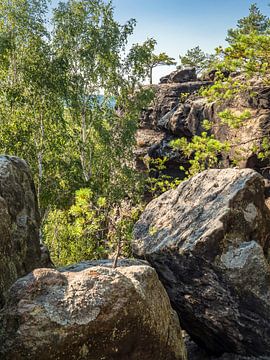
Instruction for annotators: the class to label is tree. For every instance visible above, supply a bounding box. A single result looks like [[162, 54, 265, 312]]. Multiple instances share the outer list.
[[52, 0, 137, 183], [226, 3, 270, 44], [0, 0, 68, 212], [149, 52, 176, 85], [172, 4, 270, 180], [126, 38, 176, 85], [0, 0, 158, 265], [179, 46, 217, 74], [42, 0, 156, 264]]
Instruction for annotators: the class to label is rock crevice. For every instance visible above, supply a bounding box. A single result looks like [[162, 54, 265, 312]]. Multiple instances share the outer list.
[[133, 168, 270, 358]]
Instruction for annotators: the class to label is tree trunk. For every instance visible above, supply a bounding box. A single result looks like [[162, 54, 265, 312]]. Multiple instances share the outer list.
[[149, 67, 153, 85]]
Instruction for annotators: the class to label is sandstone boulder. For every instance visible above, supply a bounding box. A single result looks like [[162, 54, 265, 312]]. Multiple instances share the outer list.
[[0, 155, 42, 308], [133, 168, 270, 357], [0, 259, 187, 360], [168, 68, 197, 83]]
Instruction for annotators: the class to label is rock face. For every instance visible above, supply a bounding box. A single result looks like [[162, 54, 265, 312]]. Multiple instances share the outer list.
[[184, 334, 270, 360], [133, 168, 270, 358], [136, 71, 270, 185], [0, 259, 187, 360], [167, 68, 197, 83], [159, 68, 197, 84], [0, 155, 42, 308], [136, 78, 212, 179]]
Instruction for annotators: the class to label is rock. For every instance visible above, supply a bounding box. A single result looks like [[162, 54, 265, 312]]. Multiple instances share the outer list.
[[160, 75, 170, 84], [168, 68, 197, 83], [138, 70, 270, 189], [157, 98, 214, 137], [0, 155, 42, 308], [133, 168, 270, 358], [200, 69, 231, 81], [40, 244, 54, 268], [184, 334, 269, 360], [137, 80, 213, 183], [141, 82, 212, 130], [0, 259, 187, 360]]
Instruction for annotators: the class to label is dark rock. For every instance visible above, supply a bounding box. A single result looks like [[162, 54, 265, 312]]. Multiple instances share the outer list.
[[133, 168, 270, 358], [157, 98, 215, 137], [0, 259, 187, 360], [140, 81, 213, 130], [137, 80, 213, 182], [168, 68, 197, 83], [200, 69, 231, 81], [138, 70, 270, 186], [40, 244, 54, 268], [160, 75, 170, 84], [185, 334, 269, 360], [0, 156, 42, 308]]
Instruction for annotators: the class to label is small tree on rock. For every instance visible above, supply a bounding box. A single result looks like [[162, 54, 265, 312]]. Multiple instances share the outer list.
[[127, 38, 176, 85], [179, 46, 216, 74], [226, 3, 270, 44]]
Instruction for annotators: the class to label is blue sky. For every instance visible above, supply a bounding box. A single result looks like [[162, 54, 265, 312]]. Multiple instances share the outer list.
[[50, 0, 270, 83]]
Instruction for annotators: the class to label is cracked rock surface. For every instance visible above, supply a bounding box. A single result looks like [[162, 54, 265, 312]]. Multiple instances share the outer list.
[[0, 155, 42, 308], [0, 259, 187, 360], [133, 168, 270, 358]]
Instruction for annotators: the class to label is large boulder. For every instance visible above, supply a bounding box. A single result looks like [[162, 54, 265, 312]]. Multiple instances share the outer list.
[[133, 168, 270, 357], [0, 155, 42, 308], [168, 68, 197, 83], [0, 259, 187, 360]]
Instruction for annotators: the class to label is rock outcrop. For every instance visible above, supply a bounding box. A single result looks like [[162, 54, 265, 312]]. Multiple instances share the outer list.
[[136, 71, 270, 184], [133, 168, 270, 358], [159, 67, 197, 84], [136, 75, 213, 179], [0, 259, 187, 360], [0, 155, 43, 308]]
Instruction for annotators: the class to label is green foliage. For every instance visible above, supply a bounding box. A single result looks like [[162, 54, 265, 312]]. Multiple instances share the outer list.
[[200, 75, 248, 102], [44, 189, 108, 265], [126, 38, 176, 84], [257, 137, 270, 160], [171, 133, 231, 177], [0, 0, 159, 265], [179, 46, 217, 74], [0, 0, 68, 211], [209, 5, 270, 81], [145, 157, 181, 196], [218, 109, 251, 129], [44, 189, 142, 266], [179, 92, 190, 103], [226, 3, 270, 44]]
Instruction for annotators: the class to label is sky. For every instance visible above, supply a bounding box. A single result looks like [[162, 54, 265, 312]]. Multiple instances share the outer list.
[[50, 0, 270, 83]]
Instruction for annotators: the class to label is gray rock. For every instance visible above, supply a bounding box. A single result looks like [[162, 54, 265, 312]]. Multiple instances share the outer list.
[[138, 72, 270, 186], [0, 259, 187, 360], [140, 81, 212, 130], [137, 81, 213, 183], [0, 155, 42, 308], [168, 68, 197, 83], [133, 168, 270, 357], [160, 75, 170, 84]]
